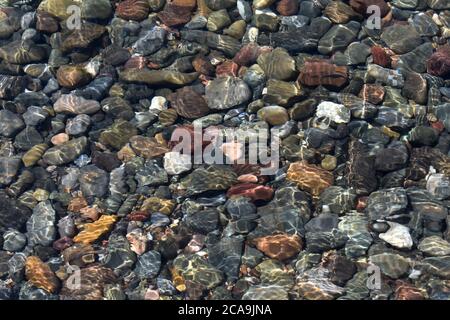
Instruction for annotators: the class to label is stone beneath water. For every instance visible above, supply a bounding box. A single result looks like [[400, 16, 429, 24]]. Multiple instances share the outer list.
[[381, 25, 423, 55], [79, 165, 109, 197], [174, 166, 238, 196], [0, 157, 21, 186], [60, 265, 117, 300], [379, 222, 413, 250], [418, 236, 450, 257], [254, 233, 302, 260], [242, 285, 289, 300], [135, 250, 161, 279], [54, 94, 101, 115], [287, 161, 334, 197], [164, 152, 192, 175], [120, 69, 198, 86], [26, 201, 56, 247], [318, 21, 360, 54], [43, 137, 87, 166], [316, 101, 350, 124], [207, 236, 244, 281], [257, 48, 297, 81], [366, 188, 408, 220], [25, 256, 59, 294], [205, 76, 252, 110], [73, 215, 118, 244], [369, 253, 410, 279], [0, 110, 25, 138], [173, 254, 224, 290]]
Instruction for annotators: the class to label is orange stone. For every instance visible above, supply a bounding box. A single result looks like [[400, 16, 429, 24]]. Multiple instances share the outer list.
[[73, 215, 118, 244], [254, 233, 303, 260], [286, 161, 334, 196], [25, 256, 60, 293]]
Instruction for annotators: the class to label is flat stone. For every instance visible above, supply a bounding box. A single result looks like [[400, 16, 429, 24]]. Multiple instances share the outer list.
[[205, 77, 252, 110], [26, 201, 56, 247], [379, 222, 413, 249], [43, 137, 87, 166], [0, 110, 25, 138], [318, 21, 360, 55], [316, 101, 351, 124], [369, 253, 410, 279], [418, 236, 450, 256], [287, 161, 334, 197], [381, 24, 423, 54]]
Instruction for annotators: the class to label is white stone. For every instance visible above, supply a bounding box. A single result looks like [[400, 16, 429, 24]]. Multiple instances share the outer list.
[[149, 96, 167, 114], [163, 152, 192, 175], [426, 173, 450, 200], [316, 101, 351, 124], [379, 222, 413, 249]]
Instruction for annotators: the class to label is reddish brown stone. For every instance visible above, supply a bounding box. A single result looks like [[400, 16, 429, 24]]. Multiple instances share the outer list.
[[168, 87, 210, 119], [216, 60, 240, 78], [116, 0, 150, 21], [427, 45, 450, 77], [356, 196, 368, 212], [57, 65, 92, 89], [226, 183, 274, 201], [359, 84, 385, 105], [394, 281, 426, 300], [298, 60, 348, 88], [349, 0, 390, 17], [371, 46, 391, 68], [431, 120, 445, 133], [192, 55, 215, 76], [127, 210, 150, 222], [233, 43, 269, 66], [157, 0, 197, 27], [253, 233, 303, 260], [124, 56, 147, 70], [36, 10, 59, 33], [276, 0, 299, 16], [286, 161, 334, 197]]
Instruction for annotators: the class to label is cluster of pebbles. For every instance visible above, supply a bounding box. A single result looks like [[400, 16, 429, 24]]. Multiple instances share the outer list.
[[0, 0, 450, 300]]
